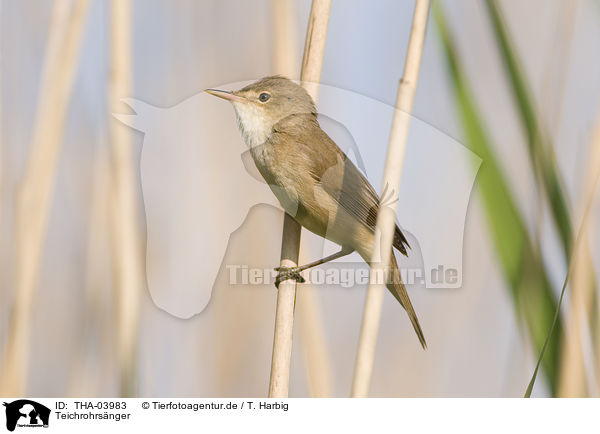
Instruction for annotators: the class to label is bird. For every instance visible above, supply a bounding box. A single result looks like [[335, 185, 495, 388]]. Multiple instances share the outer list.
[[206, 75, 426, 348]]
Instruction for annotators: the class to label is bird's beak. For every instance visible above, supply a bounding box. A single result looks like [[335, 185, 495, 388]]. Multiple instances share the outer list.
[[205, 88, 246, 103]]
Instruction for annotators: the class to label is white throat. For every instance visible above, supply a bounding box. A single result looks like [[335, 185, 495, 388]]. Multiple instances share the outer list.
[[233, 102, 273, 149]]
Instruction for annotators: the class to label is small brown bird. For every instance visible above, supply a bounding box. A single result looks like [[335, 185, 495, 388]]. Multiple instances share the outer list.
[[206, 76, 426, 348]]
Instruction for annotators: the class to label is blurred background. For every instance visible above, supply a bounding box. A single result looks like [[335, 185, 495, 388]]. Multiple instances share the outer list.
[[0, 0, 599, 397]]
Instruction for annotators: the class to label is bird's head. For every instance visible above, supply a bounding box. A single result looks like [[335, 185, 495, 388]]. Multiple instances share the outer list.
[[206, 76, 316, 148]]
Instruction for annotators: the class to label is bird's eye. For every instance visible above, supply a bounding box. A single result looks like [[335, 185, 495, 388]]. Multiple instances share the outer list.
[[258, 92, 271, 102]]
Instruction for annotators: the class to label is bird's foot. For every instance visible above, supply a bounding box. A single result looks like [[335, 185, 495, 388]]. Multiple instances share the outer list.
[[274, 266, 306, 289]]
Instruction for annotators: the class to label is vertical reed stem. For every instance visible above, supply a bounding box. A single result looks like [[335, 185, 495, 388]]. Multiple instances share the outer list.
[[351, 0, 431, 398], [271, 0, 298, 77], [268, 0, 332, 398], [270, 0, 333, 397], [0, 0, 90, 396], [0, 0, 3, 235], [109, 0, 143, 397], [269, 216, 302, 397], [558, 124, 600, 396], [525, 124, 600, 397]]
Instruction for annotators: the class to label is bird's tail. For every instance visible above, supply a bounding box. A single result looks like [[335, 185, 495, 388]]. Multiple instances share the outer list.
[[386, 253, 427, 349]]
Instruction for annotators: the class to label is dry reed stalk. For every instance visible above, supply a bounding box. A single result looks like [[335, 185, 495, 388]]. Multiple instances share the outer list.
[[109, 0, 144, 397], [558, 123, 600, 397], [67, 137, 113, 396], [553, 6, 598, 392], [0, 0, 90, 396], [525, 123, 600, 396], [0, 0, 3, 236], [557, 154, 596, 397], [351, 0, 431, 398], [295, 279, 333, 397], [545, 3, 592, 397], [558, 124, 600, 397], [268, 0, 332, 398], [298, 0, 331, 103], [268, 215, 302, 397], [271, 0, 298, 77], [557, 242, 596, 397], [271, 0, 333, 398]]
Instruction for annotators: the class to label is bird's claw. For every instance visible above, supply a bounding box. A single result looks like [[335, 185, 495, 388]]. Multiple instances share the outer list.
[[274, 266, 306, 288]]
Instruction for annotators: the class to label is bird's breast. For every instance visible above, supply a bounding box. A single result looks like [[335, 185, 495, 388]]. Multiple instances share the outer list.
[[250, 142, 303, 216]]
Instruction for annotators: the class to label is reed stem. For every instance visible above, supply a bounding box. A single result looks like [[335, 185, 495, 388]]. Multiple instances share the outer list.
[[268, 0, 332, 398], [0, 0, 3, 237], [351, 0, 431, 398], [557, 124, 600, 397], [0, 0, 91, 396], [270, 0, 333, 397], [525, 124, 600, 397], [109, 0, 144, 397]]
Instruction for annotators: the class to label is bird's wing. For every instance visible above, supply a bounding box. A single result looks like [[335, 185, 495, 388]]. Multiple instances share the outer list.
[[292, 118, 410, 255]]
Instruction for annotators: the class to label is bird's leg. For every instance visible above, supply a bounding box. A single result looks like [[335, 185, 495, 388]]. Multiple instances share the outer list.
[[291, 247, 355, 273], [274, 247, 355, 288]]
